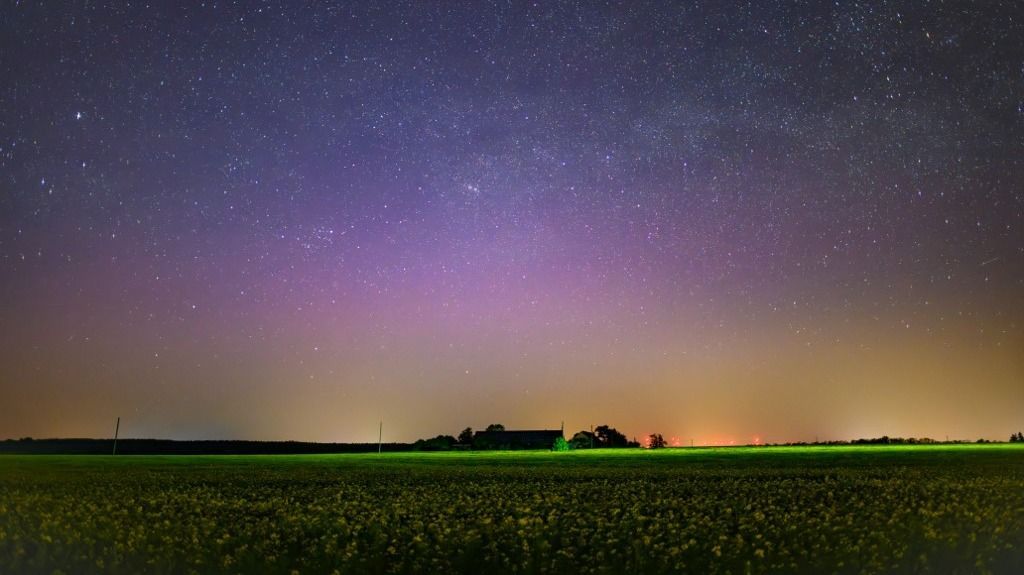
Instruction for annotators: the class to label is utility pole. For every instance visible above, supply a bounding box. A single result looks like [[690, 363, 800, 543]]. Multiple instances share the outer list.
[[378, 420, 383, 454], [590, 424, 594, 449], [112, 417, 120, 456]]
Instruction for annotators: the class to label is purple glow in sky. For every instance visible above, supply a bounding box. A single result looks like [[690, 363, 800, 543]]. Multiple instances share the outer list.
[[1, 2, 1022, 443]]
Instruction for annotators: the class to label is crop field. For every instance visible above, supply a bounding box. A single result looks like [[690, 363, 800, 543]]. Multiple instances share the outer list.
[[1, 445, 1023, 574]]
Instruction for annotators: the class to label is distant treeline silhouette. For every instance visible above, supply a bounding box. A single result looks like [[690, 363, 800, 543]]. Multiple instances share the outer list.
[[0, 438, 411, 455], [763, 436, 1002, 446], [835, 436, 937, 445], [411, 424, 640, 451]]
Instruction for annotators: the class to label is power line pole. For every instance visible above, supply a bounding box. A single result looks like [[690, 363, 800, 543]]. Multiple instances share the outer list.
[[112, 417, 120, 456], [378, 420, 383, 454]]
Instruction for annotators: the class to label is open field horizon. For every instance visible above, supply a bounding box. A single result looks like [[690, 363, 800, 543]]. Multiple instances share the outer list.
[[4, 441, 1024, 461]]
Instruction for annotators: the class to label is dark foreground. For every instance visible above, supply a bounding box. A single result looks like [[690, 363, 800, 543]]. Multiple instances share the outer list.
[[1, 445, 1023, 574]]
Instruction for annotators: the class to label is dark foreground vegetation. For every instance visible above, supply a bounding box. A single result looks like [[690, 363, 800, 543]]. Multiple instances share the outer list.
[[2, 445, 1023, 574]]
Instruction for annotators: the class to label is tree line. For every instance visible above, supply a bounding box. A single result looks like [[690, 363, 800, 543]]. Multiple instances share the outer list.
[[411, 424, 654, 451]]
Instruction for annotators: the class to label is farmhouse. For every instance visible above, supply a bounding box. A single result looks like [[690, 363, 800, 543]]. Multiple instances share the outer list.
[[471, 429, 564, 450]]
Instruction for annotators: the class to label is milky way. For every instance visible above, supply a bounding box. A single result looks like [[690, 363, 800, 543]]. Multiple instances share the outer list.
[[1, 2, 1021, 443]]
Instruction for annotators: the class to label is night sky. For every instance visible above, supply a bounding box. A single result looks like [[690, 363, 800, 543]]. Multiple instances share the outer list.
[[2, 2, 1022, 444]]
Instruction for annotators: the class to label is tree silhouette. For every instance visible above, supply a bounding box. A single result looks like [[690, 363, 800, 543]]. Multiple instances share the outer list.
[[411, 435, 456, 451], [594, 425, 629, 447], [648, 433, 667, 449], [485, 423, 505, 432], [458, 427, 474, 444]]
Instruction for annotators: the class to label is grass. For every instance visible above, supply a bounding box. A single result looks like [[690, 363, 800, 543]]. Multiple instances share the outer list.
[[2, 444, 1023, 573]]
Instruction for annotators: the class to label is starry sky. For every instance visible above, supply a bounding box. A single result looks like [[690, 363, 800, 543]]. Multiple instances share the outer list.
[[1, 2, 1022, 444]]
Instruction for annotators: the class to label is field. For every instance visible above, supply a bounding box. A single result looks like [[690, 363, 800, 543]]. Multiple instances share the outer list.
[[2, 445, 1023, 574]]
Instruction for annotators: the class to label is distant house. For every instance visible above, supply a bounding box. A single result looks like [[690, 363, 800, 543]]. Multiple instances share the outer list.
[[472, 429, 564, 450]]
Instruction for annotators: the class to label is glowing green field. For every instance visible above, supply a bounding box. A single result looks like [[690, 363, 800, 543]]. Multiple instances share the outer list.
[[2, 445, 1023, 574]]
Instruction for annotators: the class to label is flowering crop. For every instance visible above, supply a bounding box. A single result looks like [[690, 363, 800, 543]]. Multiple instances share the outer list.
[[1, 445, 1022, 573]]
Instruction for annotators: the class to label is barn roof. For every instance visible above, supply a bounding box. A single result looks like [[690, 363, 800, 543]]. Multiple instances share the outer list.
[[472, 429, 563, 448]]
